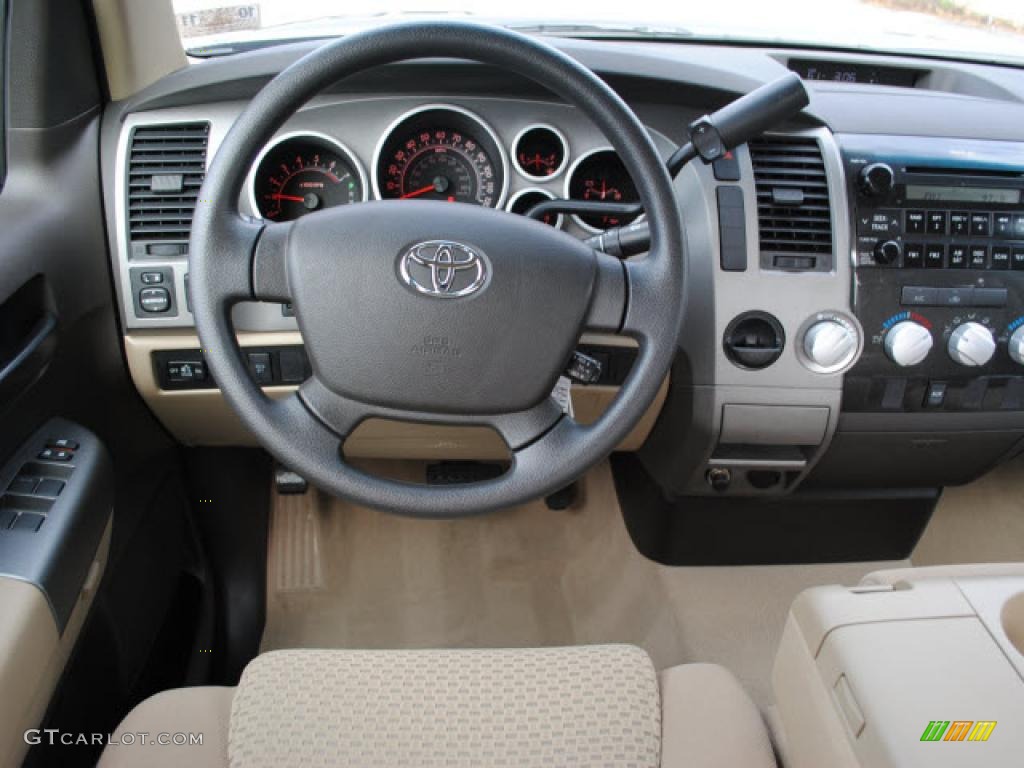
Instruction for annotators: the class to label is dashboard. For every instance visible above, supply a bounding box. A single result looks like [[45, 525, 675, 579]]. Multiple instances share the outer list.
[[101, 36, 1024, 498]]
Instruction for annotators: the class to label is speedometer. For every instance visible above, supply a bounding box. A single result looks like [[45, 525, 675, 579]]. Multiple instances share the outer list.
[[374, 106, 507, 208], [250, 133, 366, 222]]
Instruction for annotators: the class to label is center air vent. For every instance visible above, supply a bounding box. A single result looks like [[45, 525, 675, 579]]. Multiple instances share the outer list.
[[127, 122, 210, 250], [749, 136, 833, 271]]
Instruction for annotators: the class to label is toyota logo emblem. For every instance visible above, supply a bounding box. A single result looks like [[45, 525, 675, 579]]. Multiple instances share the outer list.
[[399, 240, 488, 298]]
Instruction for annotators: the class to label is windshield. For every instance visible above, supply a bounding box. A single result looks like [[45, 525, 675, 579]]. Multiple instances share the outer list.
[[172, 0, 1024, 66]]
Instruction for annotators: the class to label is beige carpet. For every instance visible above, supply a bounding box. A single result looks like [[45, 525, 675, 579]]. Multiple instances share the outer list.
[[261, 461, 909, 707]]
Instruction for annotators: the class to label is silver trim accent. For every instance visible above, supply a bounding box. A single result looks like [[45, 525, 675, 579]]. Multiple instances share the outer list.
[[510, 123, 570, 182], [370, 103, 510, 209], [794, 310, 864, 374], [505, 187, 564, 230], [245, 130, 368, 220], [398, 240, 489, 298], [563, 146, 645, 235]]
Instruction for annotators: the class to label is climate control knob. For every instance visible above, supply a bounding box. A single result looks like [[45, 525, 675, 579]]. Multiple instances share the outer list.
[[803, 320, 858, 370], [884, 321, 933, 367], [860, 162, 895, 198], [948, 322, 996, 367], [1009, 326, 1024, 365]]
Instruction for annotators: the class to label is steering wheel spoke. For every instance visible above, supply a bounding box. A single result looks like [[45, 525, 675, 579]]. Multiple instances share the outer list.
[[491, 396, 566, 451], [583, 251, 628, 333], [618, 251, 676, 344], [296, 377, 372, 439], [252, 221, 294, 303]]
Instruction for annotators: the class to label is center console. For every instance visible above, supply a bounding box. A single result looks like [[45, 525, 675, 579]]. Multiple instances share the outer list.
[[773, 569, 1024, 767]]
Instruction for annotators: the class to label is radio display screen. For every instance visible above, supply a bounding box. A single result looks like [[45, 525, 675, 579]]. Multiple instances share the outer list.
[[905, 185, 1021, 205]]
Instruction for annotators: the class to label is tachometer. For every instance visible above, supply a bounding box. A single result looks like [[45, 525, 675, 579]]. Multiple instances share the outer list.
[[565, 148, 642, 232], [374, 106, 507, 208], [251, 133, 366, 221]]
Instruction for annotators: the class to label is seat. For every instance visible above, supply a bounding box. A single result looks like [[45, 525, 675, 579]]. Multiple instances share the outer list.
[[99, 645, 776, 768]]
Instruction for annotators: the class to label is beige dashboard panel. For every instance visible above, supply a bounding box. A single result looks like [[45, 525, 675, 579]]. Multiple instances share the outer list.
[[124, 331, 667, 455]]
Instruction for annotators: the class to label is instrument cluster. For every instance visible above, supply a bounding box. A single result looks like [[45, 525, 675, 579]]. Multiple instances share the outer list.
[[247, 103, 641, 232]]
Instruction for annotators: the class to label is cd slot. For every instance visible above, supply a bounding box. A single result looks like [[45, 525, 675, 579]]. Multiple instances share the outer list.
[[904, 166, 1023, 179]]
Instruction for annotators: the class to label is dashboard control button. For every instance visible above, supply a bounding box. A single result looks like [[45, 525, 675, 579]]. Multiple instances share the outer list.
[[7, 477, 38, 495], [48, 438, 78, 451], [924, 381, 947, 408], [905, 210, 925, 234], [711, 151, 741, 181], [971, 213, 992, 236], [902, 243, 924, 268], [924, 244, 945, 268], [926, 211, 947, 235], [873, 240, 901, 266], [139, 287, 170, 313], [938, 287, 973, 307], [139, 271, 164, 285], [1013, 249, 1024, 270], [973, 287, 1007, 307], [991, 247, 1011, 269], [1009, 326, 1024, 365], [885, 321, 933, 367], [948, 245, 968, 268], [167, 360, 206, 383], [859, 163, 894, 198], [247, 352, 273, 384], [994, 214, 1013, 238], [900, 286, 936, 306], [34, 479, 64, 498], [802, 319, 858, 370], [948, 322, 996, 367], [968, 246, 989, 269], [949, 212, 970, 236]]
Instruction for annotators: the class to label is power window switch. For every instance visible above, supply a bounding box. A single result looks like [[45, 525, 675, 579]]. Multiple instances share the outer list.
[[38, 448, 73, 462], [34, 479, 65, 498], [247, 352, 274, 384], [48, 438, 79, 451], [0, 509, 17, 529], [11, 513, 44, 532], [7, 477, 39, 495]]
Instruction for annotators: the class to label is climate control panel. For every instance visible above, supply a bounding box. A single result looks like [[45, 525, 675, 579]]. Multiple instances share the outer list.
[[840, 135, 1024, 413]]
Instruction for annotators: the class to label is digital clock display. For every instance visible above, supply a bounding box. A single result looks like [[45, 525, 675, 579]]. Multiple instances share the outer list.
[[789, 59, 919, 88], [905, 185, 1021, 204]]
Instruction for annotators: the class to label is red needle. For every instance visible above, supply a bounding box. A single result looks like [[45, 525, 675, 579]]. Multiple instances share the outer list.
[[401, 184, 436, 199], [269, 193, 305, 202]]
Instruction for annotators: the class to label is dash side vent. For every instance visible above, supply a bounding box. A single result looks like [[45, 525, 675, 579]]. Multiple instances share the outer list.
[[127, 122, 210, 244], [749, 136, 833, 270]]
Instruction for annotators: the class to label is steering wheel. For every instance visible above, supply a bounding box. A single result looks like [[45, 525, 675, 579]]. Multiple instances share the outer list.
[[189, 22, 685, 517]]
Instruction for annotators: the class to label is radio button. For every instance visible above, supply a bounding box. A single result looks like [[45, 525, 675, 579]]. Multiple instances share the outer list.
[[968, 246, 989, 269], [991, 247, 1011, 270], [903, 243, 925, 268], [859, 210, 901, 236], [927, 211, 948, 235], [905, 210, 926, 234], [971, 213, 992, 237], [1014, 215, 1024, 238], [948, 245, 968, 269], [924, 244, 945, 268], [1013, 249, 1024, 270], [994, 213, 1013, 238], [949, 212, 970, 236]]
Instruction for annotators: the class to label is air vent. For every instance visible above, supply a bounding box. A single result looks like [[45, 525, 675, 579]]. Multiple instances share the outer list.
[[749, 136, 832, 270], [127, 122, 209, 244]]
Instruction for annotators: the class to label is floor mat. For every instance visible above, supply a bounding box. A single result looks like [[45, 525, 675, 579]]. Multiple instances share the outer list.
[[261, 461, 906, 706]]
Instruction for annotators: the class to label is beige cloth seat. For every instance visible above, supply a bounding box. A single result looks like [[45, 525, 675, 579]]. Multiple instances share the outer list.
[[99, 645, 775, 768]]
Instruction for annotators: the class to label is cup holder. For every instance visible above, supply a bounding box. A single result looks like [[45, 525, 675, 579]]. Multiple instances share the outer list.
[[1001, 591, 1024, 657]]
